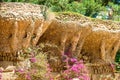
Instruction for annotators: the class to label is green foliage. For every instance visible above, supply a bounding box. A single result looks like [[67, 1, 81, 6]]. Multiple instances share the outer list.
[[65, 2, 86, 14], [59, 0, 105, 16], [83, 0, 105, 16], [25, 45, 49, 80], [115, 50, 120, 71], [108, 2, 120, 21], [15, 44, 49, 80], [50, 5, 62, 12], [46, 0, 69, 12], [31, 53, 48, 80]]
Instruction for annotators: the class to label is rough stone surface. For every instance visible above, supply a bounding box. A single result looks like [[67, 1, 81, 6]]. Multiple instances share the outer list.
[[39, 12, 120, 77], [0, 2, 50, 61], [40, 12, 120, 64]]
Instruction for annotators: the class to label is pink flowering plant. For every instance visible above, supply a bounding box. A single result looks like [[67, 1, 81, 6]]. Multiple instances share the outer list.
[[15, 45, 90, 80], [61, 57, 90, 80], [46, 51, 90, 80], [15, 46, 48, 80]]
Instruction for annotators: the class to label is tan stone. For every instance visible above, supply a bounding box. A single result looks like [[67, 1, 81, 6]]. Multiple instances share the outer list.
[[38, 12, 120, 74], [0, 2, 49, 61]]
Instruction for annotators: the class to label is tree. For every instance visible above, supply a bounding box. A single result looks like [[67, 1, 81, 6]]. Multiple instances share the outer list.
[[102, 0, 110, 6], [24, 0, 29, 2], [94, 0, 110, 6], [11, 0, 16, 2], [0, 0, 3, 2]]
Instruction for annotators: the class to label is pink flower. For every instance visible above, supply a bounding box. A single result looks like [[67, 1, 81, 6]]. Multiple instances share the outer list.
[[26, 73, 31, 80], [50, 78, 54, 80], [71, 63, 84, 72], [0, 69, 2, 73], [77, 63, 84, 69], [110, 63, 115, 69], [70, 58, 77, 63], [71, 64, 79, 72], [29, 57, 36, 63], [79, 60, 83, 63]]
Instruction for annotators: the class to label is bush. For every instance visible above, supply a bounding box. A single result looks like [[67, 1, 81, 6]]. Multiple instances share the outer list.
[[115, 50, 120, 71], [83, 0, 105, 16], [65, 2, 86, 15], [65, 0, 105, 16], [108, 2, 120, 21], [15, 45, 49, 80]]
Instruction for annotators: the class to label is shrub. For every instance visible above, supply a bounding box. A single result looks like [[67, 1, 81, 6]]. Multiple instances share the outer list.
[[115, 50, 120, 71], [83, 0, 105, 16], [61, 58, 90, 80], [15, 45, 49, 80], [108, 2, 120, 21], [65, 2, 86, 15]]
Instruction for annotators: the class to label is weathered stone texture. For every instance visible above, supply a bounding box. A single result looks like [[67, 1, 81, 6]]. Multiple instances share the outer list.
[[39, 12, 120, 63], [38, 12, 120, 75], [0, 2, 49, 61]]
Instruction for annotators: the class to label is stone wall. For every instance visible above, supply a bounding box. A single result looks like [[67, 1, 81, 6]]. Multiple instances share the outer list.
[[0, 2, 50, 61]]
